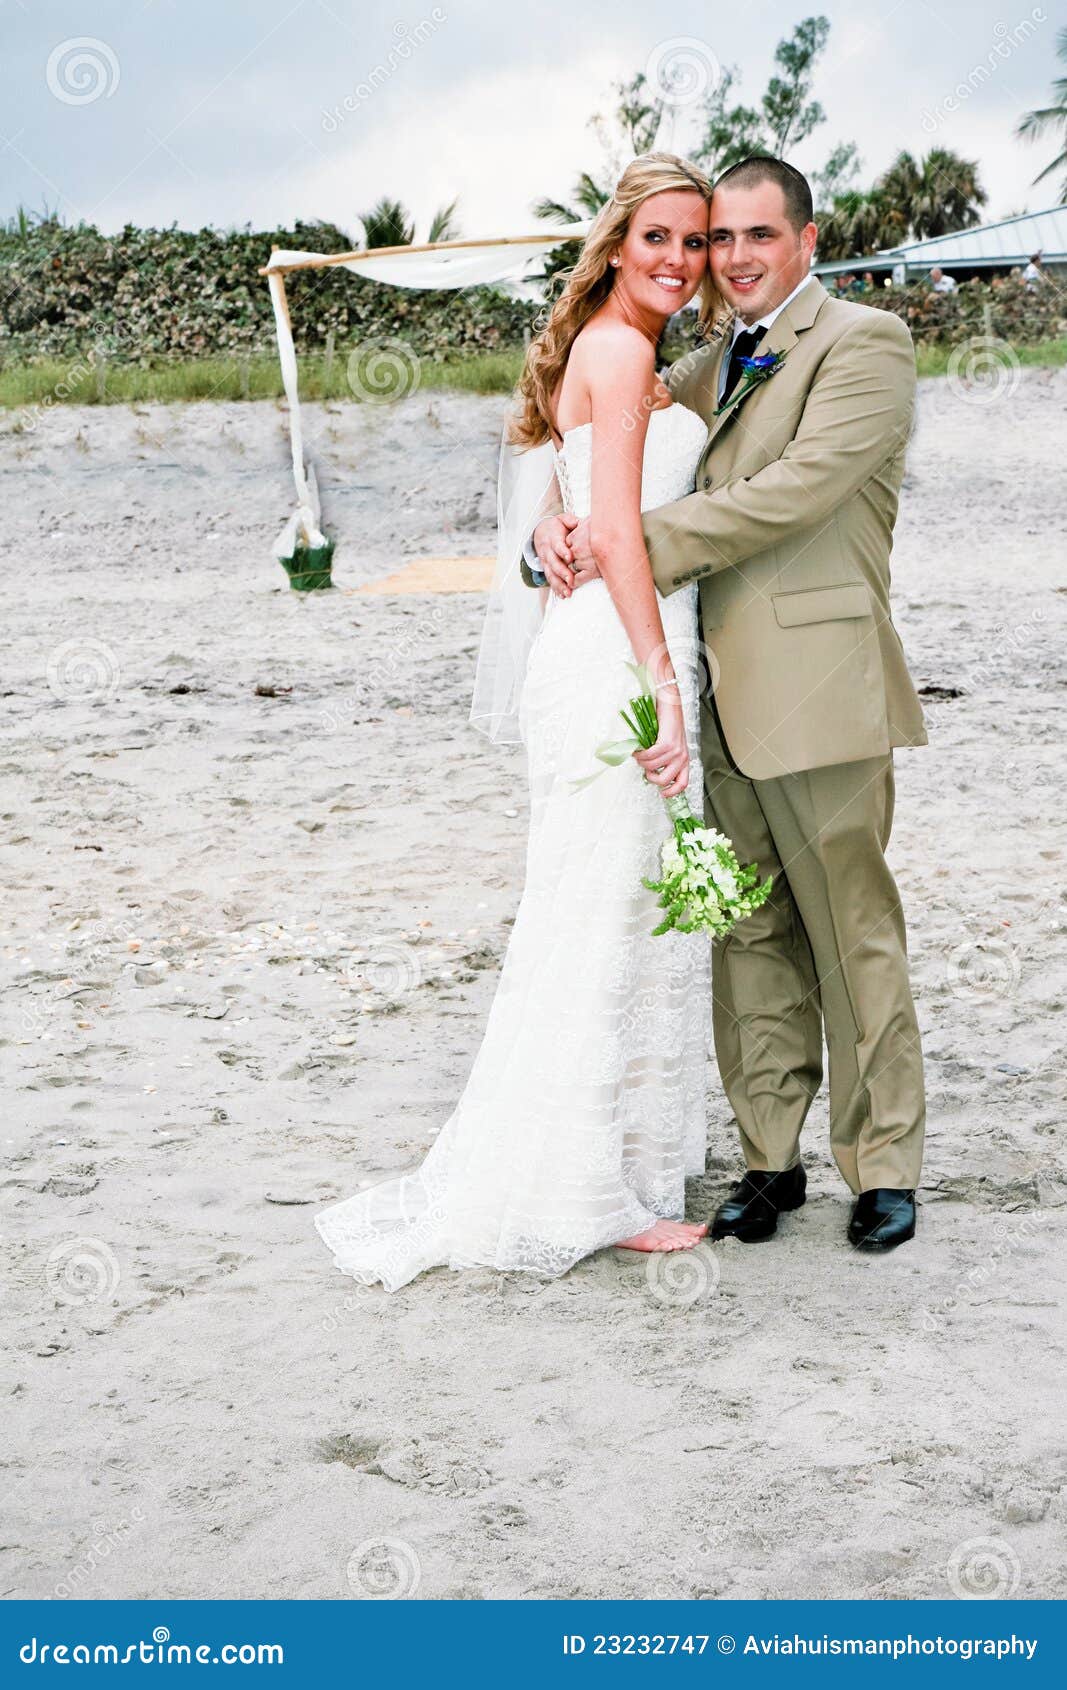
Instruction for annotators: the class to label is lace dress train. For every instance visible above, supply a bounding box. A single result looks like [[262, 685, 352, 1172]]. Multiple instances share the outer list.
[[315, 404, 712, 1290]]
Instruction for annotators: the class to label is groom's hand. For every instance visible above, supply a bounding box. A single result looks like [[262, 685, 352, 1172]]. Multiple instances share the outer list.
[[533, 513, 579, 596]]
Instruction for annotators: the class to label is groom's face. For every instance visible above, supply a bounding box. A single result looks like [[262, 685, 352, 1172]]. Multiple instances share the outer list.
[[708, 180, 818, 323]]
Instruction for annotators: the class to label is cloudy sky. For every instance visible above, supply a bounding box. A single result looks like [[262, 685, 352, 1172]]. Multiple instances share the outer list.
[[3, 0, 1059, 242]]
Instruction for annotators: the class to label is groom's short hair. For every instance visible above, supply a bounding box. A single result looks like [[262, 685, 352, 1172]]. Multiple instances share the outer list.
[[713, 156, 814, 232]]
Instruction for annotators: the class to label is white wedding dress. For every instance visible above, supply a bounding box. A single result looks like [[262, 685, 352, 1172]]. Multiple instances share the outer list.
[[315, 403, 712, 1290]]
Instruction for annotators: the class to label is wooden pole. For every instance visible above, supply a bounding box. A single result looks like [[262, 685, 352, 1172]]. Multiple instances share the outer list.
[[268, 267, 317, 535], [257, 228, 583, 276], [324, 330, 335, 397]]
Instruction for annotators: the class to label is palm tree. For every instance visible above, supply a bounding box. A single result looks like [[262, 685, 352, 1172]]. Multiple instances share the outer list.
[[876, 148, 986, 240], [427, 198, 461, 243], [530, 175, 608, 292], [359, 197, 415, 248], [815, 189, 907, 261], [358, 199, 462, 248], [1017, 24, 1067, 203], [532, 172, 610, 227]]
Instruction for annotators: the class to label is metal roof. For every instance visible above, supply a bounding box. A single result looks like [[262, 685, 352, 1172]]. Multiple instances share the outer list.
[[813, 205, 1067, 275]]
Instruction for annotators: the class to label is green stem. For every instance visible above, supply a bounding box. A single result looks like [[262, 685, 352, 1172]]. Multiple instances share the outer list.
[[621, 691, 659, 750], [664, 793, 696, 833]]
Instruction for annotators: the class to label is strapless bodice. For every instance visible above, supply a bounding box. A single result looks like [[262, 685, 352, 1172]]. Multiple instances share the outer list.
[[552, 403, 708, 519]]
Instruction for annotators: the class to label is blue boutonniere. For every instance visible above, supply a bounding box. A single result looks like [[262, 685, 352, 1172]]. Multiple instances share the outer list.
[[714, 347, 788, 418]]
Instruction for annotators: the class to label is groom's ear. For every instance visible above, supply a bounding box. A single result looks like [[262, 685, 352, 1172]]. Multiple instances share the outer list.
[[801, 221, 818, 263]]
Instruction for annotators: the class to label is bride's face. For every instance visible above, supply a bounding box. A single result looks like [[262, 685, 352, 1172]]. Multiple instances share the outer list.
[[612, 190, 709, 317]]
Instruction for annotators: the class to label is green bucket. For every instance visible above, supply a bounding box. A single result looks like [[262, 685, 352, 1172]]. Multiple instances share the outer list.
[[280, 537, 335, 592]]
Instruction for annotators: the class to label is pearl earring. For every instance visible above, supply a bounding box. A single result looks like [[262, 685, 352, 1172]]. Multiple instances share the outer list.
[[610, 256, 620, 267]]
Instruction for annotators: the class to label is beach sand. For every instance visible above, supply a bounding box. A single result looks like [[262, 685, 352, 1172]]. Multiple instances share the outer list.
[[3, 371, 1066, 1600]]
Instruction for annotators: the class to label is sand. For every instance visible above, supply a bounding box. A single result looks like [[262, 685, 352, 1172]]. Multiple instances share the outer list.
[[3, 370, 1066, 1601]]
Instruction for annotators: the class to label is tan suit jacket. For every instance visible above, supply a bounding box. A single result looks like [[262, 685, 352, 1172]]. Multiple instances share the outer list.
[[517, 277, 928, 1188], [642, 277, 926, 778]]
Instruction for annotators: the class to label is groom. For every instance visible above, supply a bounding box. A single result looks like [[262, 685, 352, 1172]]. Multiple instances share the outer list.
[[526, 155, 927, 1251]]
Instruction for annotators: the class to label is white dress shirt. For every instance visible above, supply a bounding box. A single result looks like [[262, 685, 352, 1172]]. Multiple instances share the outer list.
[[717, 272, 816, 400]]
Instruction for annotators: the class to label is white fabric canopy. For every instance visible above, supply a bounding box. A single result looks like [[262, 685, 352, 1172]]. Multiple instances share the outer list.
[[264, 225, 588, 291], [262, 225, 588, 564]]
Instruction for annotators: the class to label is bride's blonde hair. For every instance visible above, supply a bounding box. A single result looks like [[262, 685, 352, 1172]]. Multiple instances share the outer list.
[[509, 152, 720, 448]]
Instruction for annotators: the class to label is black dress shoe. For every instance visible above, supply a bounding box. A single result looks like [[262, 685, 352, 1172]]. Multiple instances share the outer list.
[[848, 1188, 916, 1251], [710, 1164, 807, 1243]]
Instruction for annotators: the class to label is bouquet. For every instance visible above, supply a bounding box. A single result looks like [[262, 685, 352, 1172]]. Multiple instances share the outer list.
[[578, 664, 773, 938]]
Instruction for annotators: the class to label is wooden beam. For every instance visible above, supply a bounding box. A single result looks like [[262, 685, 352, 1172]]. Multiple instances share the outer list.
[[257, 229, 580, 277]]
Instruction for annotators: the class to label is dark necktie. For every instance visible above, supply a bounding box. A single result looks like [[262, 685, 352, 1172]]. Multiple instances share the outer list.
[[723, 323, 767, 401]]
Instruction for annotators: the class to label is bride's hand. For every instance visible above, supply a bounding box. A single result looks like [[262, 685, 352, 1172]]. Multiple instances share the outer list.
[[534, 514, 579, 597], [633, 690, 690, 798]]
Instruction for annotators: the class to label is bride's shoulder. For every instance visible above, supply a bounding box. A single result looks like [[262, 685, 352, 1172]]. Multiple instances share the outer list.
[[571, 318, 656, 391], [574, 317, 655, 360]]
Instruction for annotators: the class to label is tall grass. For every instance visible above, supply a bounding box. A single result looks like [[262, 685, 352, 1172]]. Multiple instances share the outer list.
[[914, 337, 1067, 377], [0, 348, 528, 411], [1, 340, 1062, 411]]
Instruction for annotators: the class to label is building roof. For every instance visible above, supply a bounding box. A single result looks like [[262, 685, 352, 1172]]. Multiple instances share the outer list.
[[813, 205, 1067, 276]]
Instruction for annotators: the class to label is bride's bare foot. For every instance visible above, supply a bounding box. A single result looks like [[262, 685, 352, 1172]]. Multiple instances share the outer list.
[[614, 1219, 708, 1253]]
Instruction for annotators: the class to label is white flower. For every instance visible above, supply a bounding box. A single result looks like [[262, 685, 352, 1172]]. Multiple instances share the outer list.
[[696, 827, 728, 851], [710, 864, 739, 901], [662, 840, 684, 874]]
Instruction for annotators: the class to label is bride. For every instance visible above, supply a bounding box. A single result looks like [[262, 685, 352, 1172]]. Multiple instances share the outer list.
[[316, 154, 720, 1291]]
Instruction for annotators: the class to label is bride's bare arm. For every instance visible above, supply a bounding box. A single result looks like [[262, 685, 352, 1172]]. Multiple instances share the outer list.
[[519, 467, 569, 590], [582, 324, 689, 799]]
